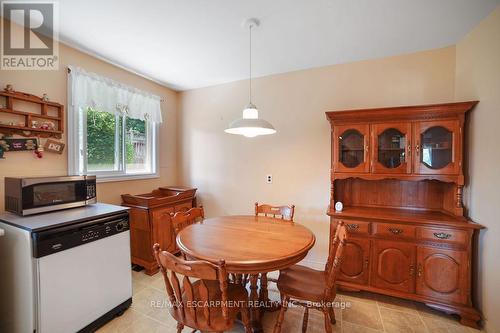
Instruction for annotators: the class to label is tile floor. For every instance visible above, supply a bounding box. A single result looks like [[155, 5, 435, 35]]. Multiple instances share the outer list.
[[97, 270, 483, 333]]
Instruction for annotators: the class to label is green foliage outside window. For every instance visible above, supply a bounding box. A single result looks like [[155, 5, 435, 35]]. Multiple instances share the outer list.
[[86, 108, 147, 169]]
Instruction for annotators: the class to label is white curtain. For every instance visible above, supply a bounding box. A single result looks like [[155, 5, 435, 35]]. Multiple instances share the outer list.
[[68, 65, 163, 123]]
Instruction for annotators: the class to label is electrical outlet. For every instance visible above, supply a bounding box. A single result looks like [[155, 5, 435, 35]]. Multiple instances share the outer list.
[[266, 174, 273, 184]]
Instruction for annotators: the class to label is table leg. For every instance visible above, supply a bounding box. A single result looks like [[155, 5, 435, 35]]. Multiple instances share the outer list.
[[260, 273, 281, 313], [249, 274, 263, 333], [260, 273, 268, 303]]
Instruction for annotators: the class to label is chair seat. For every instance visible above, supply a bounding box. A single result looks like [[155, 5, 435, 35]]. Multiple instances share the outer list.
[[277, 265, 327, 302], [170, 279, 248, 329]]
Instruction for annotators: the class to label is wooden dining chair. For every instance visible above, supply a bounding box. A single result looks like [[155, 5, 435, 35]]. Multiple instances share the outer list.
[[153, 243, 252, 333], [254, 202, 295, 304], [255, 202, 295, 221], [273, 221, 348, 333], [171, 206, 205, 236]]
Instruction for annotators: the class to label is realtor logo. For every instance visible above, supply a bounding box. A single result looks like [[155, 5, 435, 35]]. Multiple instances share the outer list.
[[1, 1, 59, 70]]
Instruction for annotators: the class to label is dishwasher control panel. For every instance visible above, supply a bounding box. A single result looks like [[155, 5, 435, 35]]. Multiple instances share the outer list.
[[32, 212, 129, 258]]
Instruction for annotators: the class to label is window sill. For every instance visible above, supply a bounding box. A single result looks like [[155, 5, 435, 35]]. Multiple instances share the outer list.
[[94, 173, 160, 183]]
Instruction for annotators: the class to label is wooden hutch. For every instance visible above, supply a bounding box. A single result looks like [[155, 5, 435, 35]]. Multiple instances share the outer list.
[[121, 186, 197, 275], [326, 102, 483, 328]]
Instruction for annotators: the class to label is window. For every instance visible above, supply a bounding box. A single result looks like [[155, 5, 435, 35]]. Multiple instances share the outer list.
[[83, 107, 157, 177], [68, 66, 162, 182]]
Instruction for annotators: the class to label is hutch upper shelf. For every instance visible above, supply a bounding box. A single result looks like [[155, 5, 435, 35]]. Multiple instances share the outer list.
[[326, 101, 477, 184]]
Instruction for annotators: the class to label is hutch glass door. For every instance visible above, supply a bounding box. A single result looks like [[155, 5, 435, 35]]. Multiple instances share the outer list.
[[414, 120, 460, 175], [372, 123, 412, 174], [333, 124, 370, 173]]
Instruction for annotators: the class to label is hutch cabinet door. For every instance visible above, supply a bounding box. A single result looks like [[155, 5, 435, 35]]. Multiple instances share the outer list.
[[333, 124, 370, 173], [413, 120, 461, 175], [371, 122, 412, 174], [416, 246, 468, 305], [371, 240, 416, 293], [338, 238, 371, 285]]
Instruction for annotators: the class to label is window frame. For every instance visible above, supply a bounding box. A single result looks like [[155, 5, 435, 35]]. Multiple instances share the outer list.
[[68, 106, 160, 183]]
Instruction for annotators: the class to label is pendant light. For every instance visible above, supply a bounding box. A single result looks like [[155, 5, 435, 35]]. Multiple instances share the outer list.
[[225, 18, 276, 138]]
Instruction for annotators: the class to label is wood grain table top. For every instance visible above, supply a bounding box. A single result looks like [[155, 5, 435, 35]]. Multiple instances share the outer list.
[[176, 215, 316, 274]]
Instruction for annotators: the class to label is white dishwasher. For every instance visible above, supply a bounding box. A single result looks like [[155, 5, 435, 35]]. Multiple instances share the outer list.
[[0, 204, 132, 333]]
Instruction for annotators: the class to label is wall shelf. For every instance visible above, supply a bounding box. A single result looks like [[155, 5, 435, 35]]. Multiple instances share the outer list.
[[0, 90, 64, 139]]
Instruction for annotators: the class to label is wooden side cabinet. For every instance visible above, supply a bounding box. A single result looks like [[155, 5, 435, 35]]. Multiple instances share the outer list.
[[121, 186, 197, 275], [326, 102, 483, 328]]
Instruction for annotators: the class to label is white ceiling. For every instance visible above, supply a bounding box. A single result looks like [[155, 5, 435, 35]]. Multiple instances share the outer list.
[[56, 0, 499, 91]]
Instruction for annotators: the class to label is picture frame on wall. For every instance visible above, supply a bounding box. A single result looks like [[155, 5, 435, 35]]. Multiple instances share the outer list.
[[44, 139, 65, 154], [3, 138, 38, 151]]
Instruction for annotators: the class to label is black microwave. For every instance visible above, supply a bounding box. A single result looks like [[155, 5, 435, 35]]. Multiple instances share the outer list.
[[4, 176, 97, 216]]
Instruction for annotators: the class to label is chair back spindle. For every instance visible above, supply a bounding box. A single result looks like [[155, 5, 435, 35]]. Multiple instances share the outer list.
[[324, 222, 348, 298], [325, 220, 343, 273]]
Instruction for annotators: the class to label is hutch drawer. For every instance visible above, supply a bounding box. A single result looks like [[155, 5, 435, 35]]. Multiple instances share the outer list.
[[335, 219, 370, 235], [373, 223, 416, 240], [417, 227, 468, 246]]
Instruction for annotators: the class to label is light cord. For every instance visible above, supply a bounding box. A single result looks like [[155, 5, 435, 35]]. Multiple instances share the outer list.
[[249, 24, 252, 104]]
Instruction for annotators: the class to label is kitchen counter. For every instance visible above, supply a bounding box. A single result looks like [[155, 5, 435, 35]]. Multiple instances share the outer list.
[[0, 203, 129, 232]]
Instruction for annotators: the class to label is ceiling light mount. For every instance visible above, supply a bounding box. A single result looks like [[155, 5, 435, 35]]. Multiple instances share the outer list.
[[242, 18, 260, 29]]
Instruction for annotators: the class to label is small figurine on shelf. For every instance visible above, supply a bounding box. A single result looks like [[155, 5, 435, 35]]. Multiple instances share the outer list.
[[42, 93, 50, 102], [40, 121, 55, 130], [31, 120, 39, 128], [4, 84, 14, 92]]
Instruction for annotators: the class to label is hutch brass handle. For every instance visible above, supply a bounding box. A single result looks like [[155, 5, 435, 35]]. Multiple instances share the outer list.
[[364, 258, 369, 268], [409, 264, 415, 276], [433, 232, 452, 240], [417, 264, 423, 277], [389, 228, 403, 235], [415, 144, 420, 154], [346, 224, 359, 230]]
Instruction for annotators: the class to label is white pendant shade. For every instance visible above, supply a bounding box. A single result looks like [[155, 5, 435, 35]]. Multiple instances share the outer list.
[[225, 104, 276, 138], [225, 18, 276, 138]]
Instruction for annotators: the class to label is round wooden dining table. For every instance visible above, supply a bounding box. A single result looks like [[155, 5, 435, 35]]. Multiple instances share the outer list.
[[176, 215, 316, 333]]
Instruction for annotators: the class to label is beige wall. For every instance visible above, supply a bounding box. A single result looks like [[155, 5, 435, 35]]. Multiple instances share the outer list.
[[178, 46, 457, 267], [455, 6, 500, 333], [0, 18, 178, 211]]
